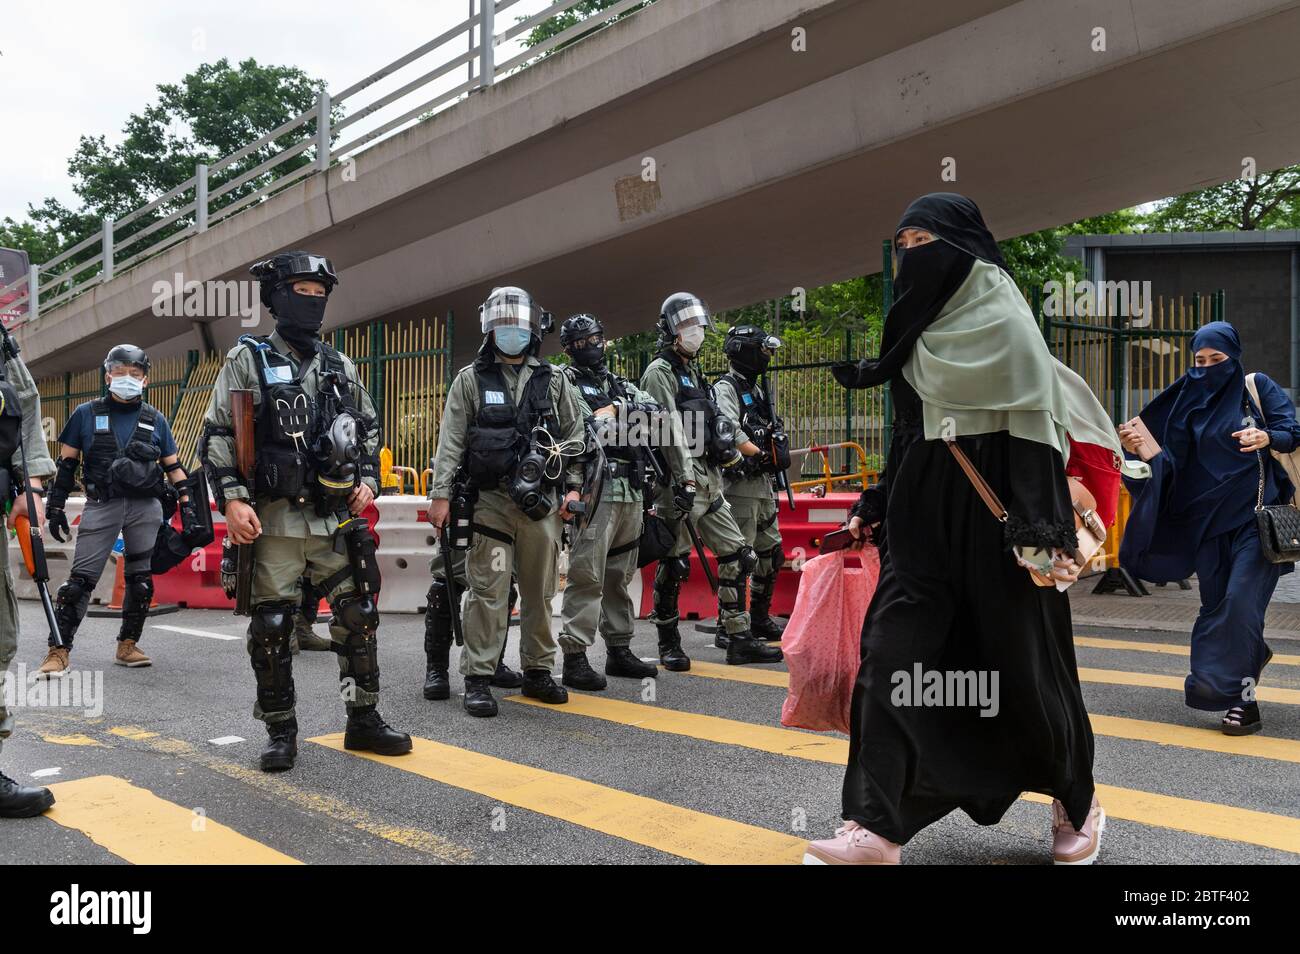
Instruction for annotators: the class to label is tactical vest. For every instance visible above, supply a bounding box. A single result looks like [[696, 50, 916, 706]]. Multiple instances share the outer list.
[[719, 371, 773, 445], [240, 335, 356, 506], [82, 399, 164, 501], [564, 365, 639, 463], [661, 349, 733, 466], [463, 360, 558, 489]]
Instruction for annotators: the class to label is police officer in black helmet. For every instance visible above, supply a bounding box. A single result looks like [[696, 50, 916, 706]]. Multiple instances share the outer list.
[[199, 251, 411, 771], [38, 345, 193, 676]]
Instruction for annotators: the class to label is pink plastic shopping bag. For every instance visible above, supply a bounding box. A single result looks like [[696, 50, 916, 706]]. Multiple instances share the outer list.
[[780, 546, 880, 734]]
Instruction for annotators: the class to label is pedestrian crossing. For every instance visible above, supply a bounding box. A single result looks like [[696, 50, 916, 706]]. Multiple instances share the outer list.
[[15, 628, 1300, 864]]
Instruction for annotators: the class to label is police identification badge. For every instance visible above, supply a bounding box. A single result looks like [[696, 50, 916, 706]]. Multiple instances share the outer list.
[[680, 375, 692, 387], [262, 365, 292, 385], [742, 393, 754, 405], [95, 414, 110, 431], [484, 390, 506, 405], [582, 386, 600, 396]]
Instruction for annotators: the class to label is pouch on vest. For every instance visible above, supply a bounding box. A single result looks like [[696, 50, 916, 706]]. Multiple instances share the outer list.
[[108, 438, 162, 497]]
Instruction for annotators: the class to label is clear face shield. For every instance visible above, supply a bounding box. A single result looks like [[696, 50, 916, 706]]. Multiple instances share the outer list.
[[663, 297, 712, 336], [481, 289, 542, 336]]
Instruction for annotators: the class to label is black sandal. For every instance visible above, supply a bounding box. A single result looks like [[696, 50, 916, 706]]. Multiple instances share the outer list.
[[1222, 702, 1262, 736]]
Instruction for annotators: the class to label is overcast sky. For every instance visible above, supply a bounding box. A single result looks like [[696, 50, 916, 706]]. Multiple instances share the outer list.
[[0, 0, 558, 221]]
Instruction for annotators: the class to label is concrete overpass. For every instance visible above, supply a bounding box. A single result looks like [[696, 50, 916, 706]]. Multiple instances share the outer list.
[[18, 0, 1300, 375]]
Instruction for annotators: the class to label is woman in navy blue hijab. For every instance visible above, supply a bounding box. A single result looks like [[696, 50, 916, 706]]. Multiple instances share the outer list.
[[1120, 321, 1299, 734]]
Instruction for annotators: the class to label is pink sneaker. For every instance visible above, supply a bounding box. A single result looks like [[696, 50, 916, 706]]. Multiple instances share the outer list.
[[803, 820, 900, 865], [1052, 796, 1105, 865]]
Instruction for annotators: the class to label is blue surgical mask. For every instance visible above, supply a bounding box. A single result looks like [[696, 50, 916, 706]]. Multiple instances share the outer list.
[[109, 375, 144, 400], [494, 326, 532, 356]]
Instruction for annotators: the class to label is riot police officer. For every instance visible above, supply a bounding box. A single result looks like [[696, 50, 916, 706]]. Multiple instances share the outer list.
[[714, 325, 790, 641], [199, 251, 411, 772], [0, 322, 57, 817], [427, 286, 587, 717], [639, 294, 783, 668], [39, 345, 193, 675], [555, 313, 681, 688]]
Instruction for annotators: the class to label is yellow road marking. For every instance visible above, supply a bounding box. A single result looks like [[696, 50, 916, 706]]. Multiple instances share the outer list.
[[687, 660, 1300, 704], [1076, 635, 1300, 667], [1077, 668, 1300, 705], [1023, 786, 1300, 855], [41, 734, 105, 747], [45, 775, 301, 865], [109, 725, 160, 740], [507, 693, 845, 762], [310, 734, 807, 865], [507, 694, 1300, 854]]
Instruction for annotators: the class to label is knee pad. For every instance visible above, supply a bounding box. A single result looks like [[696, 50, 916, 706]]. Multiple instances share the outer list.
[[248, 603, 295, 713], [664, 556, 691, 582], [122, 573, 154, 613], [718, 546, 758, 574], [56, 574, 94, 610], [334, 593, 380, 638]]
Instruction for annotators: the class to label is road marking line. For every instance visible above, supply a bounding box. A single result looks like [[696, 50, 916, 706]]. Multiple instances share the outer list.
[[685, 660, 1300, 704], [1023, 786, 1300, 855], [40, 734, 105, 747], [309, 734, 807, 865], [1076, 635, 1300, 666], [151, 625, 240, 641], [209, 736, 245, 746], [507, 693, 844, 762], [44, 775, 301, 865], [109, 726, 159, 740], [32, 768, 61, 778], [508, 694, 1300, 854]]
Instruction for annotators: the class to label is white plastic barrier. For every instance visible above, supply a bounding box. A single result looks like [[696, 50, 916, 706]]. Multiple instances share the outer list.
[[372, 496, 435, 613]]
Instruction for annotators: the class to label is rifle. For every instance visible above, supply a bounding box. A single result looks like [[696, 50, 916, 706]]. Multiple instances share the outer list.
[[761, 372, 795, 511], [0, 324, 62, 646], [230, 388, 257, 616]]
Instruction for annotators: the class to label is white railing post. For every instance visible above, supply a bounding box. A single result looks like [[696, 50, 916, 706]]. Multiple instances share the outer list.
[[479, 0, 495, 87], [101, 217, 114, 283], [196, 163, 209, 233], [28, 264, 39, 321], [316, 91, 332, 171]]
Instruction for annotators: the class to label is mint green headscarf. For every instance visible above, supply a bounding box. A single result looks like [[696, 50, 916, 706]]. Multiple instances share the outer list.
[[902, 258, 1119, 462]]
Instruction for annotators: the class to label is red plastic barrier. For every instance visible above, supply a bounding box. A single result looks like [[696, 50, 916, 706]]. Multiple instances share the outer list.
[[637, 492, 860, 620], [151, 500, 380, 609]]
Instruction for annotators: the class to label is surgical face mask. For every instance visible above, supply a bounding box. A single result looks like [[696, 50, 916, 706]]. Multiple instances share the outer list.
[[678, 325, 706, 355], [494, 326, 533, 357], [109, 374, 144, 400]]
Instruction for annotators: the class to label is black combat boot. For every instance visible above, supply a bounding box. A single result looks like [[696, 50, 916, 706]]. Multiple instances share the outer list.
[[725, 631, 784, 666], [713, 629, 731, 650], [423, 580, 453, 701], [344, 707, 413, 755], [657, 623, 691, 672], [463, 675, 498, 717], [0, 769, 55, 817], [259, 718, 298, 772], [521, 668, 569, 704], [562, 651, 607, 691], [749, 588, 787, 641], [491, 649, 524, 689], [605, 645, 658, 679]]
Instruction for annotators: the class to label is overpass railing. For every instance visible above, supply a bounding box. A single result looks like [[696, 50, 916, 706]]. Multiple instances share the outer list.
[[5, 0, 654, 324]]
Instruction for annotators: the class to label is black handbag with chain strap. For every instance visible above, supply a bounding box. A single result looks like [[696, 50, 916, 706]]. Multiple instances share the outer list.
[[1254, 444, 1300, 564]]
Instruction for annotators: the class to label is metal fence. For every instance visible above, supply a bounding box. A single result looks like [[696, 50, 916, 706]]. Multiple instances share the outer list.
[[3, 1, 657, 325]]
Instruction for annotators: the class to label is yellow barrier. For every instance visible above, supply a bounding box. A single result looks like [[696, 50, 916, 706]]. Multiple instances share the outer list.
[[791, 441, 876, 496]]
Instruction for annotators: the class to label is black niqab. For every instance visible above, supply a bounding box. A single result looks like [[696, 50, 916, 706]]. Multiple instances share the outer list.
[[833, 193, 1008, 390]]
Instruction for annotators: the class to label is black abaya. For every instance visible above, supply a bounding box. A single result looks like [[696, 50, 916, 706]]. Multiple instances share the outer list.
[[842, 377, 1096, 842]]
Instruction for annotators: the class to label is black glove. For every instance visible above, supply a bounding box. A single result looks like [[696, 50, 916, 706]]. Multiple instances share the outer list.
[[671, 481, 695, 514], [47, 506, 69, 543]]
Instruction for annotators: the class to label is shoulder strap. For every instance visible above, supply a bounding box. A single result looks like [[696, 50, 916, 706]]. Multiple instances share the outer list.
[[946, 441, 1008, 522], [129, 403, 159, 444], [1245, 372, 1263, 418]]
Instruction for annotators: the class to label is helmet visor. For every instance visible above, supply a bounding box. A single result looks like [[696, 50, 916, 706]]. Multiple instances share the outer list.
[[664, 297, 711, 333], [481, 290, 540, 334], [281, 253, 337, 285]]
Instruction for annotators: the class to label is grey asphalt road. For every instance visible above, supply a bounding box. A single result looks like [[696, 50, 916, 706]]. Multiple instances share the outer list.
[[1, 601, 1297, 865]]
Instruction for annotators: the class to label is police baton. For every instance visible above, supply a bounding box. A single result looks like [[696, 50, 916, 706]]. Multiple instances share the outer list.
[[438, 521, 466, 647]]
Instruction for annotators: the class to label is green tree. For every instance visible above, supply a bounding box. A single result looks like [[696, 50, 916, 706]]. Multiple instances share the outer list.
[[521, 0, 656, 54], [8, 58, 330, 282], [1146, 166, 1300, 231]]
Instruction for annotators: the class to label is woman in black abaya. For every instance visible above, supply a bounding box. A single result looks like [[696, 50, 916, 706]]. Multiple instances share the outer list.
[[804, 193, 1113, 865]]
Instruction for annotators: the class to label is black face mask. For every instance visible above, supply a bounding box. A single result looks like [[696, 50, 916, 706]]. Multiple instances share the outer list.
[[271, 286, 328, 353], [569, 344, 605, 368], [732, 348, 770, 378]]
